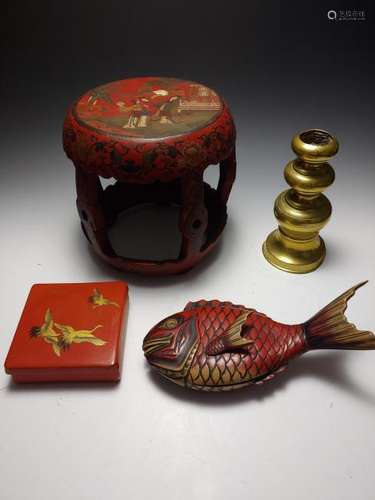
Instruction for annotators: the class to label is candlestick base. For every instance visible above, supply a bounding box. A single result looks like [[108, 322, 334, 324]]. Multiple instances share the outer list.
[[262, 229, 326, 274]]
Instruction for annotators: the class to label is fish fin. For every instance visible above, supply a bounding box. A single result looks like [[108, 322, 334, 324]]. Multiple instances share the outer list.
[[206, 310, 254, 355], [305, 281, 375, 350], [184, 300, 246, 311]]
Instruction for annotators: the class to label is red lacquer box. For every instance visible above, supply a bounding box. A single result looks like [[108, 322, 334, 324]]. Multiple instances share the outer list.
[[4, 282, 128, 383]]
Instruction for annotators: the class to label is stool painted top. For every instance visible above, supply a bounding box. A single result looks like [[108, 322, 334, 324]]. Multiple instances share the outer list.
[[74, 77, 223, 140], [64, 76, 235, 183]]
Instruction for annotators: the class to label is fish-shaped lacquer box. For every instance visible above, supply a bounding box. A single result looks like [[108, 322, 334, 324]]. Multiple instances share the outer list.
[[143, 282, 374, 391]]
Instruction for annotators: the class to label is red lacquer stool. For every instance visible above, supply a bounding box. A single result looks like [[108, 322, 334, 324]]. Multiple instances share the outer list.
[[63, 77, 236, 275]]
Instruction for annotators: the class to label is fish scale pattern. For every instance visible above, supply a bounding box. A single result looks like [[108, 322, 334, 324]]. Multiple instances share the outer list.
[[186, 302, 306, 390]]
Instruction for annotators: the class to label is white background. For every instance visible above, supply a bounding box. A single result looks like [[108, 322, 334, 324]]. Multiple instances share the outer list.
[[1, 131, 375, 500]]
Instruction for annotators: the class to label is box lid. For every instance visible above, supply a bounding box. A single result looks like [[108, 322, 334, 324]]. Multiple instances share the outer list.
[[4, 281, 128, 382]]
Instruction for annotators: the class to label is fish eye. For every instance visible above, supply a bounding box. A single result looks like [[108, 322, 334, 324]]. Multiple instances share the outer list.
[[160, 317, 181, 329]]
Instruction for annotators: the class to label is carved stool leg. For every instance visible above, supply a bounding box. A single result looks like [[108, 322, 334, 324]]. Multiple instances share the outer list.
[[179, 170, 208, 261], [217, 148, 236, 205], [75, 163, 230, 275], [75, 166, 115, 257]]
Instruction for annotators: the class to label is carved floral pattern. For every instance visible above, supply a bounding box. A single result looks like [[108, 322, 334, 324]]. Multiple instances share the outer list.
[[63, 105, 235, 183]]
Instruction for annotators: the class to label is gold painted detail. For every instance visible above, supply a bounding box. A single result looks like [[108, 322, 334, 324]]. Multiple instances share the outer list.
[[186, 351, 252, 389], [76, 79, 223, 139], [143, 335, 172, 356], [30, 309, 106, 357], [89, 288, 119, 308], [160, 318, 179, 329], [263, 129, 339, 273], [30, 309, 61, 357], [161, 340, 199, 383]]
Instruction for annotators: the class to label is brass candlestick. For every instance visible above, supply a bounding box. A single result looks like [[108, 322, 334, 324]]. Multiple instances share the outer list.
[[262, 129, 339, 273]]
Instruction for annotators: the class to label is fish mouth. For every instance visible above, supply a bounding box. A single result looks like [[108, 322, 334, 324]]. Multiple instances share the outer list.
[[143, 318, 198, 373], [143, 335, 172, 355]]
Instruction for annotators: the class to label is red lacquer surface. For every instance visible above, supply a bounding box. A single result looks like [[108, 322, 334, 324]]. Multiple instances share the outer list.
[[74, 77, 223, 139], [4, 282, 128, 383], [143, 283, 375, 391], [143, 300, 304, 391], [63, 77, 236, 275], [63, 77, 235, 183]]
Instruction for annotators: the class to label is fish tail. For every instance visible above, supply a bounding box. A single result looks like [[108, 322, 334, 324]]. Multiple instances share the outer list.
[[304, 281, 375, 350]]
